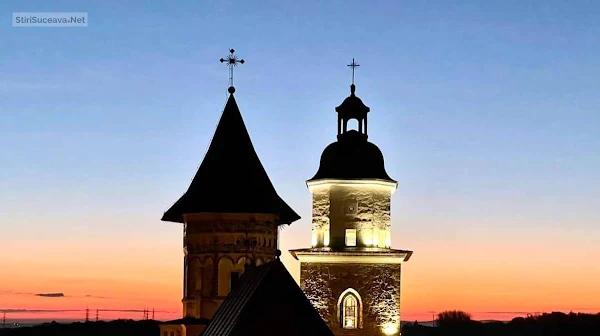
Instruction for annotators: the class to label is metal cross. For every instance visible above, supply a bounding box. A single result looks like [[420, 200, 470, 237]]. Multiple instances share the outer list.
[[220, 49, 245, 88], [347, 58, 360, 85]]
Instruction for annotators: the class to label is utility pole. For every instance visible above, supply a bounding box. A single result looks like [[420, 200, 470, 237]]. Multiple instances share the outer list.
[[85, 307, 89, 322], [95, 309, 99, 322], [152, 308, 155, 320]]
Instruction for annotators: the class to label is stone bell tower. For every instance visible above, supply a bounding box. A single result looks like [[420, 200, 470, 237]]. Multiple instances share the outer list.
[[290, 61, 412, 336], [161, 50, 300, 330]]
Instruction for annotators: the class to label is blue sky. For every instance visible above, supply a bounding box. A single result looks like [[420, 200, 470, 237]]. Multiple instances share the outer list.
[[3, 0, 599, 226], [1, 0, 600, 318]]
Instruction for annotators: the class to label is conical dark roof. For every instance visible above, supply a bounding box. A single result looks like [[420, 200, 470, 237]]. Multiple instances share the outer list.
[[202, 259, 334, 336], [162, 93, 300, 224]]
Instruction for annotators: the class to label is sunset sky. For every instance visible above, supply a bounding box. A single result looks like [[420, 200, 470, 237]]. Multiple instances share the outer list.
[[1, 0, 600, 323]]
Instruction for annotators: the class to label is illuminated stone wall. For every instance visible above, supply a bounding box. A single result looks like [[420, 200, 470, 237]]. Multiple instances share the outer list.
[[311, 183, 392, 248], [301, 263, 335, 321], [300, 262, 402, 336], [330, 185, 391, 231], [312, 188, 331, 230], [311, 187, 331, 246]]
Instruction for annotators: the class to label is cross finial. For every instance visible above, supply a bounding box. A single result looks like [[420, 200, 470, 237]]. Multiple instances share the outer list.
[[347, 58, 360, 85], [220, 48, 245, 93]]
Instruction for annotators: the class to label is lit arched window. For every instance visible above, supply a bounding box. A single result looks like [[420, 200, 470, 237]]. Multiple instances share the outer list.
[[338, 288, 362, 329], [342, 294, 358, 328]]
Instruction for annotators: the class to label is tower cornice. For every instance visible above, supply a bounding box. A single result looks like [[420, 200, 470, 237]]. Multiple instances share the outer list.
[[289, 248, 412, 263], [306, 178, 397, 193]]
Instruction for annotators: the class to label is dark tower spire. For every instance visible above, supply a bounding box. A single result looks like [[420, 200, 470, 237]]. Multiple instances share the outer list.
[[162, 49, 299, 224]]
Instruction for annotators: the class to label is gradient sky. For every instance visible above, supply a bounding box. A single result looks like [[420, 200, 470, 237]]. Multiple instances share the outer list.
[[1, 0, 600, 323]]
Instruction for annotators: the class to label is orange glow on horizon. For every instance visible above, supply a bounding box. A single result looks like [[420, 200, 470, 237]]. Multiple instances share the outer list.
[[2, 218, 599, 323]]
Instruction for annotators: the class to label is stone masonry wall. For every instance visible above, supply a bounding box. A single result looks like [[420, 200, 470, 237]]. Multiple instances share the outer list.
[[300, 262, 402, 336], [312, 188, 331, 231], [330, 186, 391, 231], [329, 185, 392, 247]]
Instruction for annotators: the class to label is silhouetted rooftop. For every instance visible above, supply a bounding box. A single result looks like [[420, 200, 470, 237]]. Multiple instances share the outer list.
[[202, 258, 333, 336], [335, 84, 370, 119], [309, 130, 395, 182], [162, 92, 300, 224]]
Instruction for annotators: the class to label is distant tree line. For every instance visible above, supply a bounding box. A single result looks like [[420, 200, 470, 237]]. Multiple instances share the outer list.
[[0, 319, 158, 336], [404, 310, 600, 336], [1, 311, 600, 336]]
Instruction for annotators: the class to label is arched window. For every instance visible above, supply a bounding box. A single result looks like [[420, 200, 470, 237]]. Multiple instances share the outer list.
[[347, 118, 359, 131], [338, 288, 362, 329], [342, 294, 358, 328]]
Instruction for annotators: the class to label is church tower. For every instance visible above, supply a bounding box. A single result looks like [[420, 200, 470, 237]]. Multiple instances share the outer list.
[[290, 62, 412, 336], [161, 50, 300, 325]]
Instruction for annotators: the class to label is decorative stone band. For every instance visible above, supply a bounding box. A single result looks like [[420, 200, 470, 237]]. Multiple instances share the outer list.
[[306, 178, 398, 193], [290, 248, 412, 264], [183, 212, 279, 224]]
